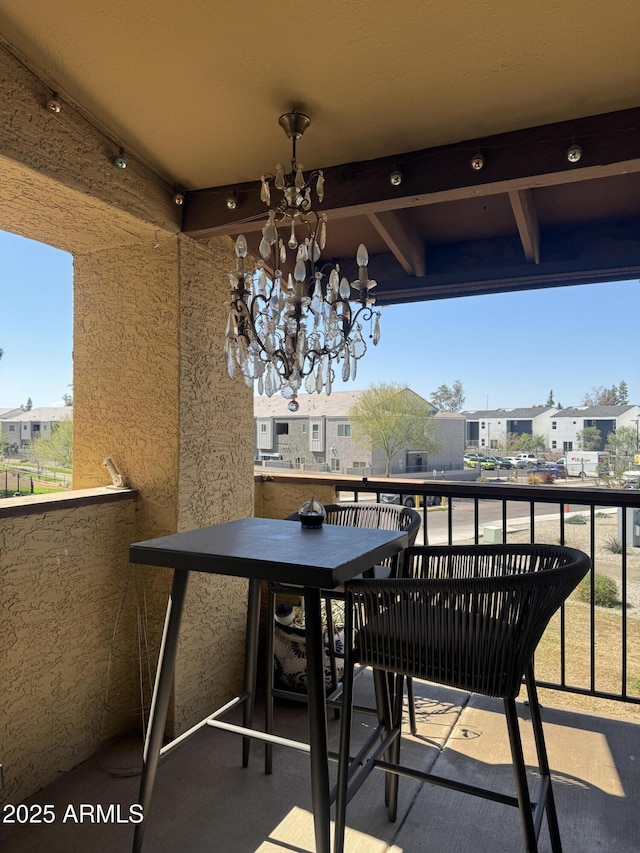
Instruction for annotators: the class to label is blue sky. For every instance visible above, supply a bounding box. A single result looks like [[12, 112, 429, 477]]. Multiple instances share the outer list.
[[0, 228, 638, 410]]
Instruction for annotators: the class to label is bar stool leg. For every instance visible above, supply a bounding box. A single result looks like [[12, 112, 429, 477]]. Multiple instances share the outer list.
[[132, 569, 190, 853]]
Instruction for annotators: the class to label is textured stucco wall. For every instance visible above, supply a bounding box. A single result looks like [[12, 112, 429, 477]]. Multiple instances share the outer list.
[[0, 41, 256, 795], [173, 235, 254, 730], [0, 496, 139, 805], [256, 478, 336, 520], [72, 238, 181, 540]]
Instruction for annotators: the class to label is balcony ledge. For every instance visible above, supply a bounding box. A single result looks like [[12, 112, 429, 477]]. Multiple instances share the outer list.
[[0, 486, 138, 519]]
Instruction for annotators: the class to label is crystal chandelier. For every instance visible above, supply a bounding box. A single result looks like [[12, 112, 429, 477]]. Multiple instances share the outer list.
[[225, 111, 381, 412]]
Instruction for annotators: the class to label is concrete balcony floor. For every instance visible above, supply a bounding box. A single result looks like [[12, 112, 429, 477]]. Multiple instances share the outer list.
[[2, 676, 639, 853]]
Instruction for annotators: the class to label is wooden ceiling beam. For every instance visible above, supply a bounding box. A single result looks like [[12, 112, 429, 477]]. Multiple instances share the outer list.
[[509, 189, 540, 263], [367, 210, 426, 276], [183, 108, 640, 238]]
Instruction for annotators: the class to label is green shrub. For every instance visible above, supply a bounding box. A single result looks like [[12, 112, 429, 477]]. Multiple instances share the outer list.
[[603, 536, 623, 554], [566, 514, 587, 525], [575, 573, 619, 608]]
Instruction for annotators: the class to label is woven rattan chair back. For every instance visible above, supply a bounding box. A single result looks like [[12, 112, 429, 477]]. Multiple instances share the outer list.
[[335, 543, 590, 853]]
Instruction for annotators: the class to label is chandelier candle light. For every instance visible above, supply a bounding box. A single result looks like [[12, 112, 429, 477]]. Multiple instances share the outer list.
[[225, 111, 381, 412]]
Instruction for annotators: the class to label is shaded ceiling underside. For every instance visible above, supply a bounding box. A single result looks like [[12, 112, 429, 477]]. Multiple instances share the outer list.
[[0, 1, 639, 304], [184, 108, 640, 305]]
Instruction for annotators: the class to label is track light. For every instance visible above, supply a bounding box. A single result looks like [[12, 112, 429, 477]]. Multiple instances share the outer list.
[[389, 169, 404, 187], [112, 148, 127, 169], [226, 194, 238, 210], [46, 92, 62, 114], [470, 153, 485, 171], [566, 143, 583, 163]]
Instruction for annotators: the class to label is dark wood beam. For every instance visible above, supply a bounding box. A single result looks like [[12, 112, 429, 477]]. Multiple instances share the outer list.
[[508, 189, 540, 263], [367, 210, 426, 276], [345, 219, 640, 305], [183, 108, 640, 238]]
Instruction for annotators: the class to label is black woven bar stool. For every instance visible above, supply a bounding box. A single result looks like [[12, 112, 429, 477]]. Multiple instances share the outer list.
[[335, 543, 591, 853], [264, 502, 421, 774]]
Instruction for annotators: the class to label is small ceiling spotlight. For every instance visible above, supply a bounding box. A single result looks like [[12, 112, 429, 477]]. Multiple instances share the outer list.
[[46, 92, 62, 114], [112, 148, 127, 169], [566, 143, 583, 164], [389, 169, 404, 187], [226, 194, 238, 210], [173, 191, 185, 205], [470, 153, 485, 171]]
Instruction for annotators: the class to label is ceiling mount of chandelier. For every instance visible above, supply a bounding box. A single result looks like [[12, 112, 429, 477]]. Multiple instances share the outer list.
[[225, 110, 381, 412]]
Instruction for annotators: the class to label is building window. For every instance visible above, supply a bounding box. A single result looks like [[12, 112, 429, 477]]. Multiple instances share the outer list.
[[302, 423, 307, 434], [312, 424, 319, 438], [276, 422, 289, 435], [9, 425, 15, 432], [552, 421, 557, 429], [352, 461, 366, 468], [552, 440, 557, 449], [337, 424, 351, 437], [563, 441, 573, 451], [330, 458, 340, 471], [480, 439, 485, 447], [260, 423, 267, 433], [481, 421, 485, 429], [32, 424, 41, 433]]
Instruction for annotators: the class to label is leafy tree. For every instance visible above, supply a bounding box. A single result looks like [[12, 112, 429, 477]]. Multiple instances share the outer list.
[[62, 383, 73, 406], [604, 426, 638, 484], [606, 426, 638, 459], [582, 381, 629, 406], [20, 397, 33, 412], [577, 426, 602, 451], [514, 433, 546, 453], [545, 390, 555, 407], [429, 380, 465, 412], [350, 383, 441, 477], [26, 419, 73, 471]]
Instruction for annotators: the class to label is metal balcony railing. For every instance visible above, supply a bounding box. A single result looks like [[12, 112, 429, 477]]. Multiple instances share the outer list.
[[274, 472, 640, 707]]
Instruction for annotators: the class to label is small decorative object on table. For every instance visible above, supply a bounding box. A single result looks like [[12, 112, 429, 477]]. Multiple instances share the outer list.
[[298, 498, 326, 528]]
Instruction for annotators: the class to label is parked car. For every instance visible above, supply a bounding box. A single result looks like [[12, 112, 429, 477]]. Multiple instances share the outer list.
[[466, 458, 496, 470], [486, 455, 513, 469], [463, 452, 486, 465], [380, 493, 442, 507], [515, 453, 540, 467], [528, 462, 562, 483], [622, 465, 640, 486], [504, 456, 527, 469]]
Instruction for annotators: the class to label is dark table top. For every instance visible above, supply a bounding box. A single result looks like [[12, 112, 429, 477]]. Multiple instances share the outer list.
[[130, 516, 408, 589]]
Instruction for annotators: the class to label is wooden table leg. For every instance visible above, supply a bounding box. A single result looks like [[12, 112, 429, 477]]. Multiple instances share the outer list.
[[132, 569, 190, 853]]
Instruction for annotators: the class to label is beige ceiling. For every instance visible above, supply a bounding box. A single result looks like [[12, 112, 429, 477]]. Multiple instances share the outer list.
[[0, 0, 639, 191]]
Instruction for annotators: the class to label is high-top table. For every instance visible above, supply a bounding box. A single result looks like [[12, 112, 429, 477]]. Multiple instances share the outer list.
[[129, 515, 408, 853]]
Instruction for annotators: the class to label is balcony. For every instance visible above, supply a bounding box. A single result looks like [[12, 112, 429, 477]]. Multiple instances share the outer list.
[[1, 474, 639, 852]]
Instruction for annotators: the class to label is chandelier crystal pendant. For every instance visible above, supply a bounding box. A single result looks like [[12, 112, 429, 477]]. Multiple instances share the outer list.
[[225, 111, 381, 412]]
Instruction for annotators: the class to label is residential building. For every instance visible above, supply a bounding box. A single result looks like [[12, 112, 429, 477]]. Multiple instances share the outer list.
[[465, 407, 558, 450], [1, 406, 73, 450], [254, 390, 465, 476], [549, 405, 640, 453]]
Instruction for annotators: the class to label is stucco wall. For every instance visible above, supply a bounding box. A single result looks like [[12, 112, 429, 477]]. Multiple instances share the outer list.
[[255, 476, 336, 520], [0, 494, 139, 805], [173, 235, 254, 729], [0, 38, 256, 792]]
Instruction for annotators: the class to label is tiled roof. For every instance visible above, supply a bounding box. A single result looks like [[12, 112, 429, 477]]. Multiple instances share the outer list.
[[463, 407, 554, 419], [253, 389, 433, 418], [555, 405, 638, 418], [8, 406, 73, 422]]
